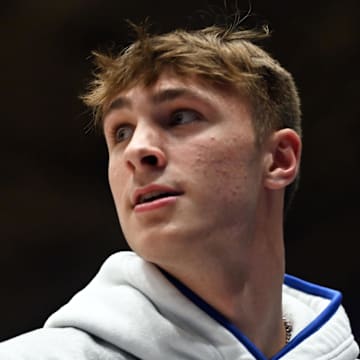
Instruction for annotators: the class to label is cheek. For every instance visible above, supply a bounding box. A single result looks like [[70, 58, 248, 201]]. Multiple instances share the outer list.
[[179, 136, 260, 203], [108, 157, 127, 209], [189, 136, 251, 175]]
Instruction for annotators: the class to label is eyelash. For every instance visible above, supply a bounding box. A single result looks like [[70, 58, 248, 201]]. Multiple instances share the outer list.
[[169, 109, 201, 126]]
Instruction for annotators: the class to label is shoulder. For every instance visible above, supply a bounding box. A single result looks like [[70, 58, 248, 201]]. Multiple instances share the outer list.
[[0, 327, 135, 360]]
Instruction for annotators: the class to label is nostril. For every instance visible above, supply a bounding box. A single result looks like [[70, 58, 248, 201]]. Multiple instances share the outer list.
[[141, 155, 158, 166]]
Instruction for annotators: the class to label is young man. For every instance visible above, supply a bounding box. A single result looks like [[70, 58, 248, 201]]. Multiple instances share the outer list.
[[0, 24, 358, 359]]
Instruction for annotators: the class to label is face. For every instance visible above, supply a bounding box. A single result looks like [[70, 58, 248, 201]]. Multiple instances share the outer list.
[[103, 72, 267, 266]]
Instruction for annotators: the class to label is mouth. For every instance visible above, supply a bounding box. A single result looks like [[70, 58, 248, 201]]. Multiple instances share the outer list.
[[137, 190, 182, 205], [133, 185, 183, 209]]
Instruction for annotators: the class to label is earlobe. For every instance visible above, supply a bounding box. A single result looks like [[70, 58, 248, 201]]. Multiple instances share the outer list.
[[264, 129, 302, 190]]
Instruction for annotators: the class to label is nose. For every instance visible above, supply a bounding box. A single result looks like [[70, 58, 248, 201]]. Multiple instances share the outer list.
[[124, 123, 167, 173]]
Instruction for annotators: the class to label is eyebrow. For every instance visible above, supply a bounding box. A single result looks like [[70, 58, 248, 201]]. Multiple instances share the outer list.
[[107, 97, 132, 112]]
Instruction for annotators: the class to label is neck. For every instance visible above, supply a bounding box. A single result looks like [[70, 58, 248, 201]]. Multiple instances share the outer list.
[[160, 193, 286, 357]]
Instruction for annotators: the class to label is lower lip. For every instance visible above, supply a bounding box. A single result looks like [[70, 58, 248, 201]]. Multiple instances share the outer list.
[[134, 196, 179, 213]]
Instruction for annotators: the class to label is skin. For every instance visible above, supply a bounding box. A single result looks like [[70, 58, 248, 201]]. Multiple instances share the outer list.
[[103, 71, 301, 357]]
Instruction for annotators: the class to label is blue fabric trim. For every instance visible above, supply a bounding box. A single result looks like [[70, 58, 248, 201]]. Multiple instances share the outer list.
[[271, 274, 342, 359], [160, 269, 342, 360], [160, 268, 267, 360]]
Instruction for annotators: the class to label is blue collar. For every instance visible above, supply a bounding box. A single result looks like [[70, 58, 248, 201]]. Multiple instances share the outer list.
[[160, 270, 342, 360]]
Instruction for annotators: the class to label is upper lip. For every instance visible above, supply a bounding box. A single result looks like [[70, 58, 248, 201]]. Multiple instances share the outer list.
[[132, 184, 183, 207]]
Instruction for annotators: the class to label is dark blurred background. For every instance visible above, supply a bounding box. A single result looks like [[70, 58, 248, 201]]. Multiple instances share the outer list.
[[1, 0, 359, 343]]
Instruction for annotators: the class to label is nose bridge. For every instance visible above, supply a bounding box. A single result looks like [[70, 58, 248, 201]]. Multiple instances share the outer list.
[[124, 119, 166, 170], [129, 119, 159, 150]]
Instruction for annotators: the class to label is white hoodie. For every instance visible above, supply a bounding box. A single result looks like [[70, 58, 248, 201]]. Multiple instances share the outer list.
[[0, 251, 358, 359]]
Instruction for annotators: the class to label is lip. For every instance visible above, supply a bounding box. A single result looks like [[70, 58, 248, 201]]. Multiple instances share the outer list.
[[132, 184, 183, 210], [134, 196, 179, 213]]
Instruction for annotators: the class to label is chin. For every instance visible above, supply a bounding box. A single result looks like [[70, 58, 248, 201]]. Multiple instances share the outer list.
[[128, 236, 182, 266]]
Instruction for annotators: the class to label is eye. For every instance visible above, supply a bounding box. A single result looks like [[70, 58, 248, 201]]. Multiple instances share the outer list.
[[114, 125, 133, 143], [170, 110, 200, 126]]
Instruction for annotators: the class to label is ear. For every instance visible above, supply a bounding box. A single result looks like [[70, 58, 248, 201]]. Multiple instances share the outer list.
[[263, 129, 302, 190]]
